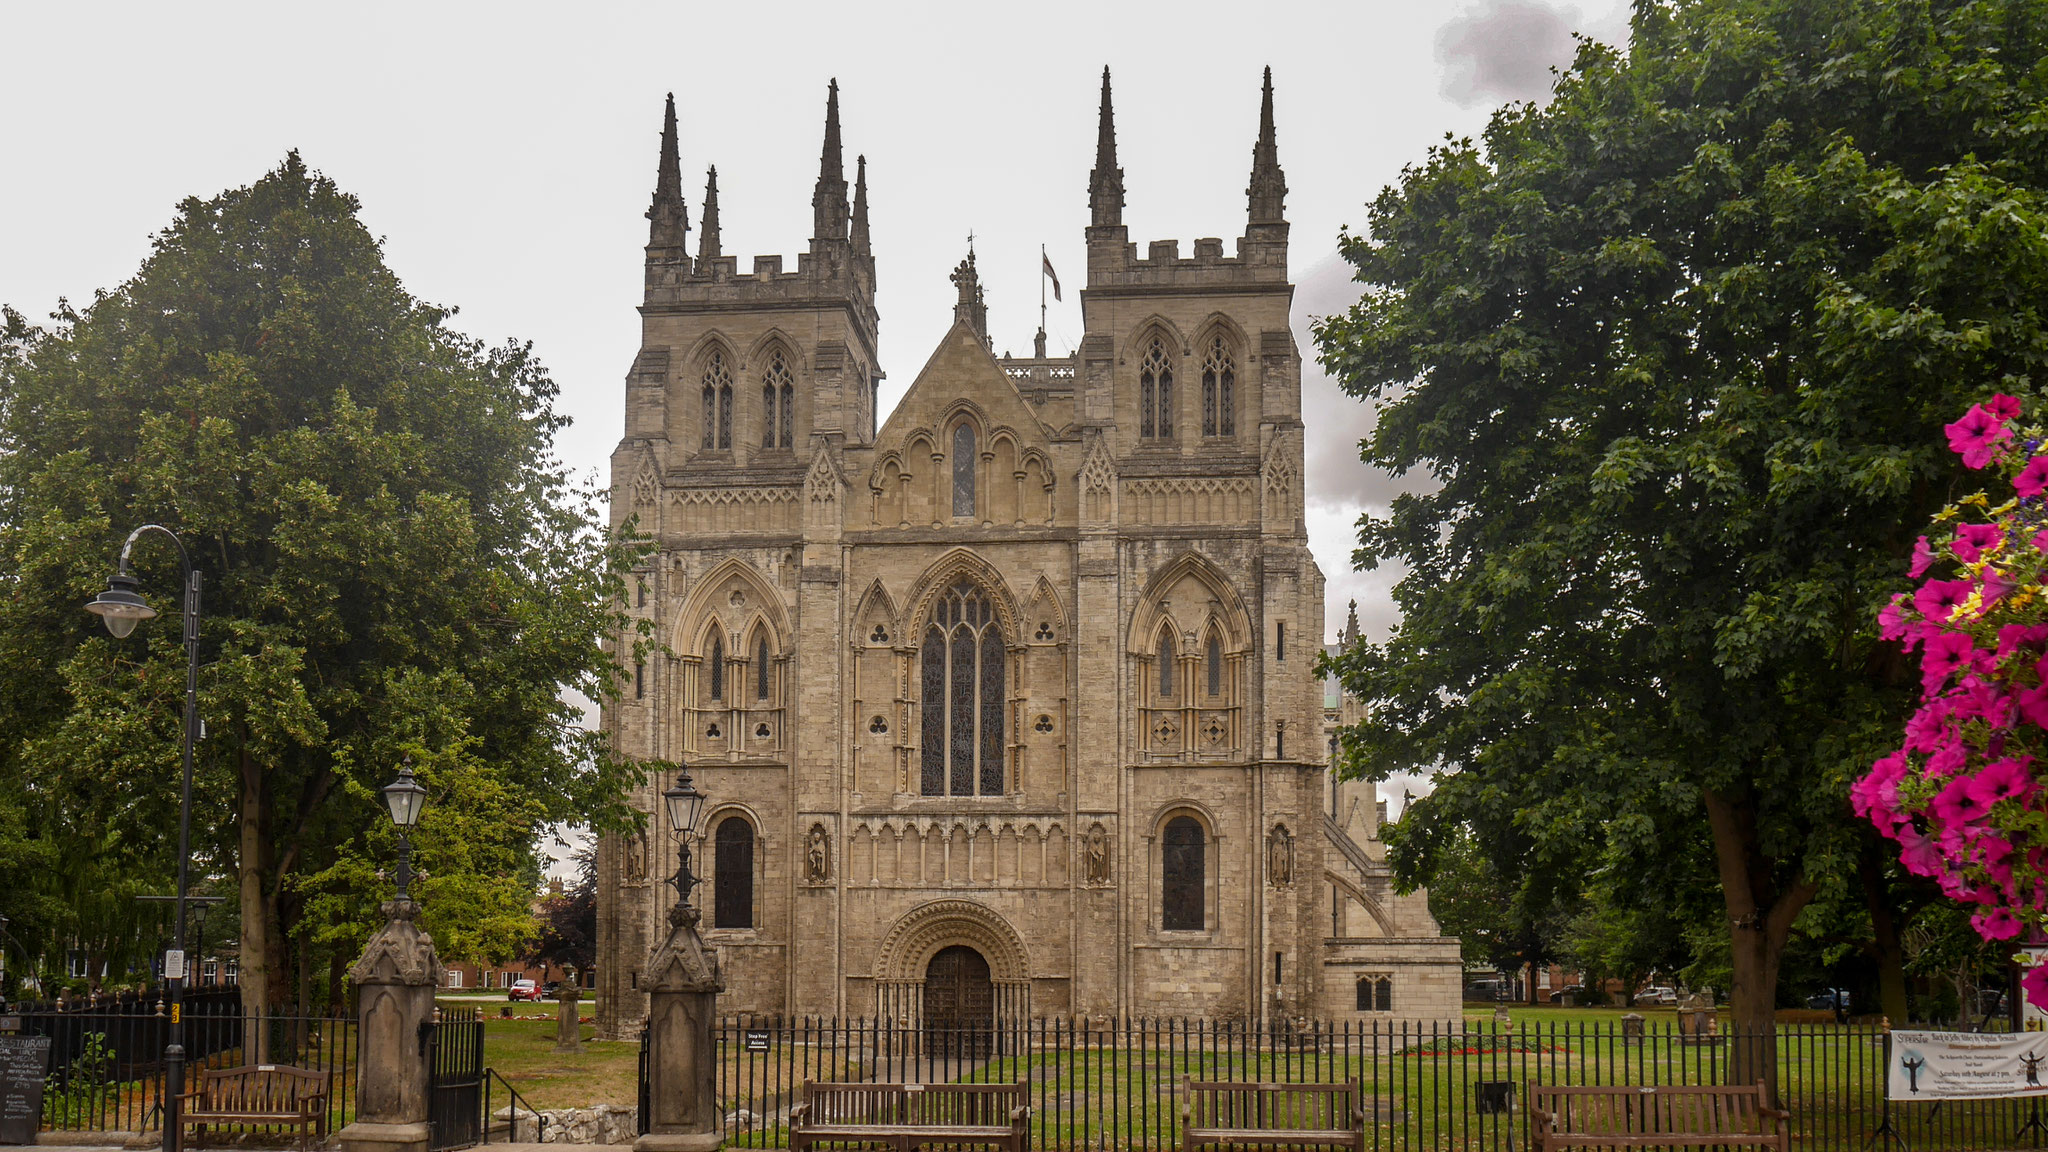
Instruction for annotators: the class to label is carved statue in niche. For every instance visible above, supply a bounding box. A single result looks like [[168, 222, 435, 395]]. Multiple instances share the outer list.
[[1084, 825, 1111, 885], [624, 828, 649, 883], [806, 823, 831, 883], [1267, 824, 1293, 888]]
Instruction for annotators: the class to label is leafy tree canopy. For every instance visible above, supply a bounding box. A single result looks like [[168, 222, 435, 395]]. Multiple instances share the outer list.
[[0, 153, 648, 1011], [1317, 0, 2048, 1084]]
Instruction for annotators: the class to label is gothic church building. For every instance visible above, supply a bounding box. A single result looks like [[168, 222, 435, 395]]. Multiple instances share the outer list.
[[596, 73, 1460, 1036]]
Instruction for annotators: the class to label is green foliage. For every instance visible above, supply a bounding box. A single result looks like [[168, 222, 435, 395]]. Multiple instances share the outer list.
[[0, 153, 650, 999], [1315, 0, 2048, 1046], [41, 1032, 121, 1127]]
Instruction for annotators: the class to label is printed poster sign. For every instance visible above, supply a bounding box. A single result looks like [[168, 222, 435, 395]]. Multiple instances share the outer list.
[[1889, 1030, 2048, 1100]]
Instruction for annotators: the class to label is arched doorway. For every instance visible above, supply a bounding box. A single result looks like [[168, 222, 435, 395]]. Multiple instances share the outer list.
[[923, 945, 994, 1059]]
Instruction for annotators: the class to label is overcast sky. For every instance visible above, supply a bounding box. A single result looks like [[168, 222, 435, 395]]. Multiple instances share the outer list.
[[4, 1, 1629, 833]]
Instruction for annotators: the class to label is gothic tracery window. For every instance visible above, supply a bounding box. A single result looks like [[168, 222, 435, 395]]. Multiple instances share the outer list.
[[708, 633, 725, 701], [1202, 337, 1235, 438], [1139, 338, 1173, 440], [1357, 974, 1393, 1012], [713, 817, 754, 929], [952, 423, 977, 518], [918, 581, 1007, 797], [755, 632, 771, 700], [702, 350, 733, 450], [1162, 816, 1205, 930]]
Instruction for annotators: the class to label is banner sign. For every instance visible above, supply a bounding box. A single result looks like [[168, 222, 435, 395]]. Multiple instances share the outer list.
[[1889, 1030, 2048, 1100]]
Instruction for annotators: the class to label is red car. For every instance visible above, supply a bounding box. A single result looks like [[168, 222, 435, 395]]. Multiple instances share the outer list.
[[507, 979, 542, 1002]]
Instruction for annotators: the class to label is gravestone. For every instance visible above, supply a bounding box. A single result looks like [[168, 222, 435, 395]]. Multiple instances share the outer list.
[[0, 1034, 52, 1145]]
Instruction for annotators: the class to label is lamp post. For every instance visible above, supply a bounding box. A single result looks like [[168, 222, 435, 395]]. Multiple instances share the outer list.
[[85, 525, 199, 1152], [635, 765, 722, 1152], [338, 761, 442, 1152]]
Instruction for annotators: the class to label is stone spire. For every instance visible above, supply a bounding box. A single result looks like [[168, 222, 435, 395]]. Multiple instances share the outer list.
[[1342, 599, 1360, 646], [697, 166, 721, 263], [850, 154, 870, 258], [950, 245, 988, 345], [1246, 67, 1288, 225], [647, 93, 689, 250], [1087, 67, 1124, 229], [812, 79, 849, 243]]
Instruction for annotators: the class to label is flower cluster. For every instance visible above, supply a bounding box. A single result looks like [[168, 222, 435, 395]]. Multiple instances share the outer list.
[[1859, 395, 2048, 1006]]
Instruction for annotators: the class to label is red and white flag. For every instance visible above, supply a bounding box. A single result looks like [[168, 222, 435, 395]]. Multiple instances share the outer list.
[[1042, 253, 1062, 301]]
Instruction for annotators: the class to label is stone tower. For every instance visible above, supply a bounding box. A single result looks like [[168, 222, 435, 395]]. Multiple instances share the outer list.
[[596, 72, 1460, 1038]]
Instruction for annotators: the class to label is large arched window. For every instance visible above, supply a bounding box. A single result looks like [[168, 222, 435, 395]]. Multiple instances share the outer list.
[[1162, 816, 1205, 930], [713, 817, 754, 929], [951, 423, 977, 518], [702, 350, 733, 450], [1202, 337, 1235, 438], [1139, 338, 1173, 439], [762, 348, 794, 449], [919, 581, 1006, 796]]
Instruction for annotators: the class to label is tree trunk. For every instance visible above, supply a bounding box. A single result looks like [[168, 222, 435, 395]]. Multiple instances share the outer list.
[[1859, 847, 1911, 1024], [237, 743, 271, 1060], [1703, 788, 1819, 1103]]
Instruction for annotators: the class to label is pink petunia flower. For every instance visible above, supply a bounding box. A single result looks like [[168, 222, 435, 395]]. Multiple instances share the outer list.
[[1910, 536, 1937, 578], [2018, 457, 2048, 499], [1934, 774, 1997, 826], [1904, 702, 1950, 753], [1948, 404, 2015, 469], [1989, 394, 2023, 422], [2016, 680, 2048, 728], [1996, 624, 2048, 662], [1916, 579, 1976, 623], [1972, 907, 2023, 941], [1923, 632, 1980, 694], [1899, 828, 1944, 877], [1954, 522, 2005, 563], [1967, 757, 2036, 809]]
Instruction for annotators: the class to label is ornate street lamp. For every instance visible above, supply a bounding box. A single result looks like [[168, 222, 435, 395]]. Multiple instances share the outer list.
[[86, 525, 199, 1152], [661, 768, 706, 913], [382, 759, 429, 901]]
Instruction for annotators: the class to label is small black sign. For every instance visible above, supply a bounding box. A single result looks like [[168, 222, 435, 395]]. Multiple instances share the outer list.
[[743, 1030, 770, 1053], [0, 1035, 51, 1145]]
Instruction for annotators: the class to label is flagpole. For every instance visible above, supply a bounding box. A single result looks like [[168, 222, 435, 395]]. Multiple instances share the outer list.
[[1040, 243, 1048, 342]]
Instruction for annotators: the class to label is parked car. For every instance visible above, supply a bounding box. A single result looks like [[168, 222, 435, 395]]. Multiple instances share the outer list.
[[1640, 986, 1679, 1005], [541, 980, 561, 997], [1548, 984, 1586, 1005], [1805, 988, 1852, 1012], [507, 978, 542, 1002]]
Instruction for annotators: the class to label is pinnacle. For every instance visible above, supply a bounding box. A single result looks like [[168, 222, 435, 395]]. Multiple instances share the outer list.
[[1247, 67, 1288, 225], [812, 79, 850, 243], [1088, 66, 1124, 229], [698, 165, 721, 263], [820, 79, 844, 180], [851, 154, 871, 258], [647, 92, 689, 249]]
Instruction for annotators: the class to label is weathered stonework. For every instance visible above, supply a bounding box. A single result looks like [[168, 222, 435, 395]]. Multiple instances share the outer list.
[[597, 71, 1462, 1037]]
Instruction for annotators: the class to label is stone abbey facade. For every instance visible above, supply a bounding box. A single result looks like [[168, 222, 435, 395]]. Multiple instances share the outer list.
[[595, 72, 1460, 1038]]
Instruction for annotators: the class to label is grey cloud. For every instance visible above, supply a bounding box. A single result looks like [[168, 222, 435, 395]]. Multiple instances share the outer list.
[[1436, 1, 1582, 107], [1294, 252, 1432, 517]]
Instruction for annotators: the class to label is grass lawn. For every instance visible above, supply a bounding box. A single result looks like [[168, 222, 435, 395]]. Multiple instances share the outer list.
[[451, 1001, 639, 1112]]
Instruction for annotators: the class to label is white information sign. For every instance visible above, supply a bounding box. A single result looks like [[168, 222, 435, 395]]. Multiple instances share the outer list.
[[1889, 1030, 2048, 1100], [162, 949, 186, 981]]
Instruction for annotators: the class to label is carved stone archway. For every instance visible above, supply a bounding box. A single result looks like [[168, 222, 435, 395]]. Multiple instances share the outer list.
[[871, 899, 1031, 1024]]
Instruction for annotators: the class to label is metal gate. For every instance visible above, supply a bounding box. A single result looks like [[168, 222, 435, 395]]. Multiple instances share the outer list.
[[427, 1009, 484, 1151], [636, 1026, 650, 1135]]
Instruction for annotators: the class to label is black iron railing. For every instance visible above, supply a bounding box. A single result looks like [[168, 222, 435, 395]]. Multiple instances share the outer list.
[[711, 1014, 2048, 1151]]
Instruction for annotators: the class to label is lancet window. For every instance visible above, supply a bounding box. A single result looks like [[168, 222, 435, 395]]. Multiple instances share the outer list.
[[1206, 632, 1223, 697], [701, 350, 733, 450], [918, 581, 1006, 797], [1202, 337, 1235, 437], [708, 633, 725, 701], [952, 423, 977, 518], [762, 349, 794, 449], [1158, 631, 1177, 698], [1139, 338, 1173, 440]]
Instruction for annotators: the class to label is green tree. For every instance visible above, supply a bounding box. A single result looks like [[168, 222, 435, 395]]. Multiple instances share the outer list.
[[1317, 0, 2048, 1091], [0, 154, 647, 1020]]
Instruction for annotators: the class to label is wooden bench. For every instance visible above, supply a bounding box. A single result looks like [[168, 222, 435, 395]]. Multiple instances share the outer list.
[[1180, 1078, 1365, 1152], [790, 1080, 1029, 1152], [178, 1064, 331, 1152], [1528, 1083, 1789, 1150]]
